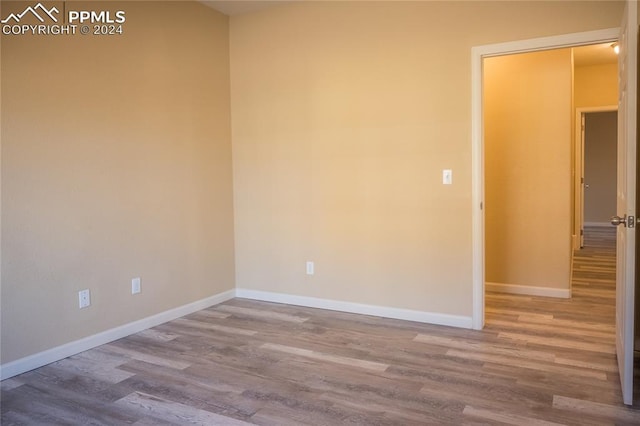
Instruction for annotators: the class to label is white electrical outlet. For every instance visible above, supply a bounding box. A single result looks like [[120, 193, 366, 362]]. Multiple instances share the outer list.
[[132, 277, 141, 295], [78, 289, 91, 309], [306, 261, 315, 275]]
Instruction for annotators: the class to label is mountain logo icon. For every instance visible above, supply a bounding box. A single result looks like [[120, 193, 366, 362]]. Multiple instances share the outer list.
[[1, 3, 59, 24]]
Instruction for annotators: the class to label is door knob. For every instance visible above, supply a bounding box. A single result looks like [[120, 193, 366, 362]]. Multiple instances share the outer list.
[[611, 215, 628, 226]]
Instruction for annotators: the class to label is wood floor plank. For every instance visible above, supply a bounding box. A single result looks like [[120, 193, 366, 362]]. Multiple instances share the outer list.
[[496, 332, 616, 354], [99, 343, 192, 370], [260, 342, 389, 372], [48, 356, 135, 384], [462, 406, 566, 426], [554, 356, 618, 373], [2, 380, 140, 425], [414, 333, 556, 362], [0, 378, 24, 392], [134, 329, 180, 342], [486, 318, 615, 341], [318, 389, 464, 425], [513, 314, 615, 333], [485, 308, 554, 319], [215, 305, 309, 323], [446, 348, 608, 380], [116, 391, 254, 425], [172, 317, 259, 336], [552, 395, 640, 424], [187, 308, 232, 320]]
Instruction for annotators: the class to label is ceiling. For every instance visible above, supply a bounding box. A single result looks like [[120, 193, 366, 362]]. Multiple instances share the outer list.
[[200, 2, 618, 68], [201, 1, 287, 16], [573, 42, 619, 67]]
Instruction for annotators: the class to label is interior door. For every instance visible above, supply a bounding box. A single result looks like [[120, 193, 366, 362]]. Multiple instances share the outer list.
[[614, 0, 637, 406]]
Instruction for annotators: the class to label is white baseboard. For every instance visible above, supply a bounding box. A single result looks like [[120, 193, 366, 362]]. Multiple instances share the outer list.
[[235, 288, 473, 329], [584, 221, 612, 227], [486, 282, 570, 298], [0, 289, 235, 380]]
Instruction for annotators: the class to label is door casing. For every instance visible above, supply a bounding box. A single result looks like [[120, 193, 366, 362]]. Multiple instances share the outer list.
[[574, 106, 618, 251], [471, 27, 619, 330]]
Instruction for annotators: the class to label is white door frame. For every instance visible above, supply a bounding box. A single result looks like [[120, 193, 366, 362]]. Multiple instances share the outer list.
[[574, 105, 618, 251], [471, 28, 619, 330]]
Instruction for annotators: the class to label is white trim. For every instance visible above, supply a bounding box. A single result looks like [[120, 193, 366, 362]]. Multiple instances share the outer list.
[[472, 28, 619, 58], [584, 221, 614, 227], [235, 288, 473, 329], [471, 27, 620, 331], [0, 289, 235, 380], [486, 282, 571, 299], [577, 106, 619, 113], [471, 39, 485, 330]]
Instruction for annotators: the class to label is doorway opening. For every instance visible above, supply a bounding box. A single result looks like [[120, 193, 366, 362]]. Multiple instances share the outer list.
[[575, 108, 618, 249], [481, 46, 618, 368], [471, 29, 620, 330], [472, 14, 637, 406]]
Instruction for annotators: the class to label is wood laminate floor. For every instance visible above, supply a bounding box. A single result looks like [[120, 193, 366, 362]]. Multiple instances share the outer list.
[[2, 227, 640, 425]]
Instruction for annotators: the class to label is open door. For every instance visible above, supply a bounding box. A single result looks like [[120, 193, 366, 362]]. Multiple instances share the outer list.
[[580, 113, 586, 248], [613, 0, 637, 406]]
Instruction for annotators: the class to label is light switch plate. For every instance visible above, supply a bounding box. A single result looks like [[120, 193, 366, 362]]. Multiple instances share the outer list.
[[443, 169, 452, 185], [132, 277, 141, 295]]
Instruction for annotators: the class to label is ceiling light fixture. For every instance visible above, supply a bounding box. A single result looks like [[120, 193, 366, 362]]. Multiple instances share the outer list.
[[612, 42, 620, 54]]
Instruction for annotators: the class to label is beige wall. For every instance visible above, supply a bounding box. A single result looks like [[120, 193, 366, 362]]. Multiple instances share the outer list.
[[230, 1, 623, 315], [574, 63, 618, 108], [484, 50, 573, 289], [584, 111, 618, 223], [1, 1, 235, 363]]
